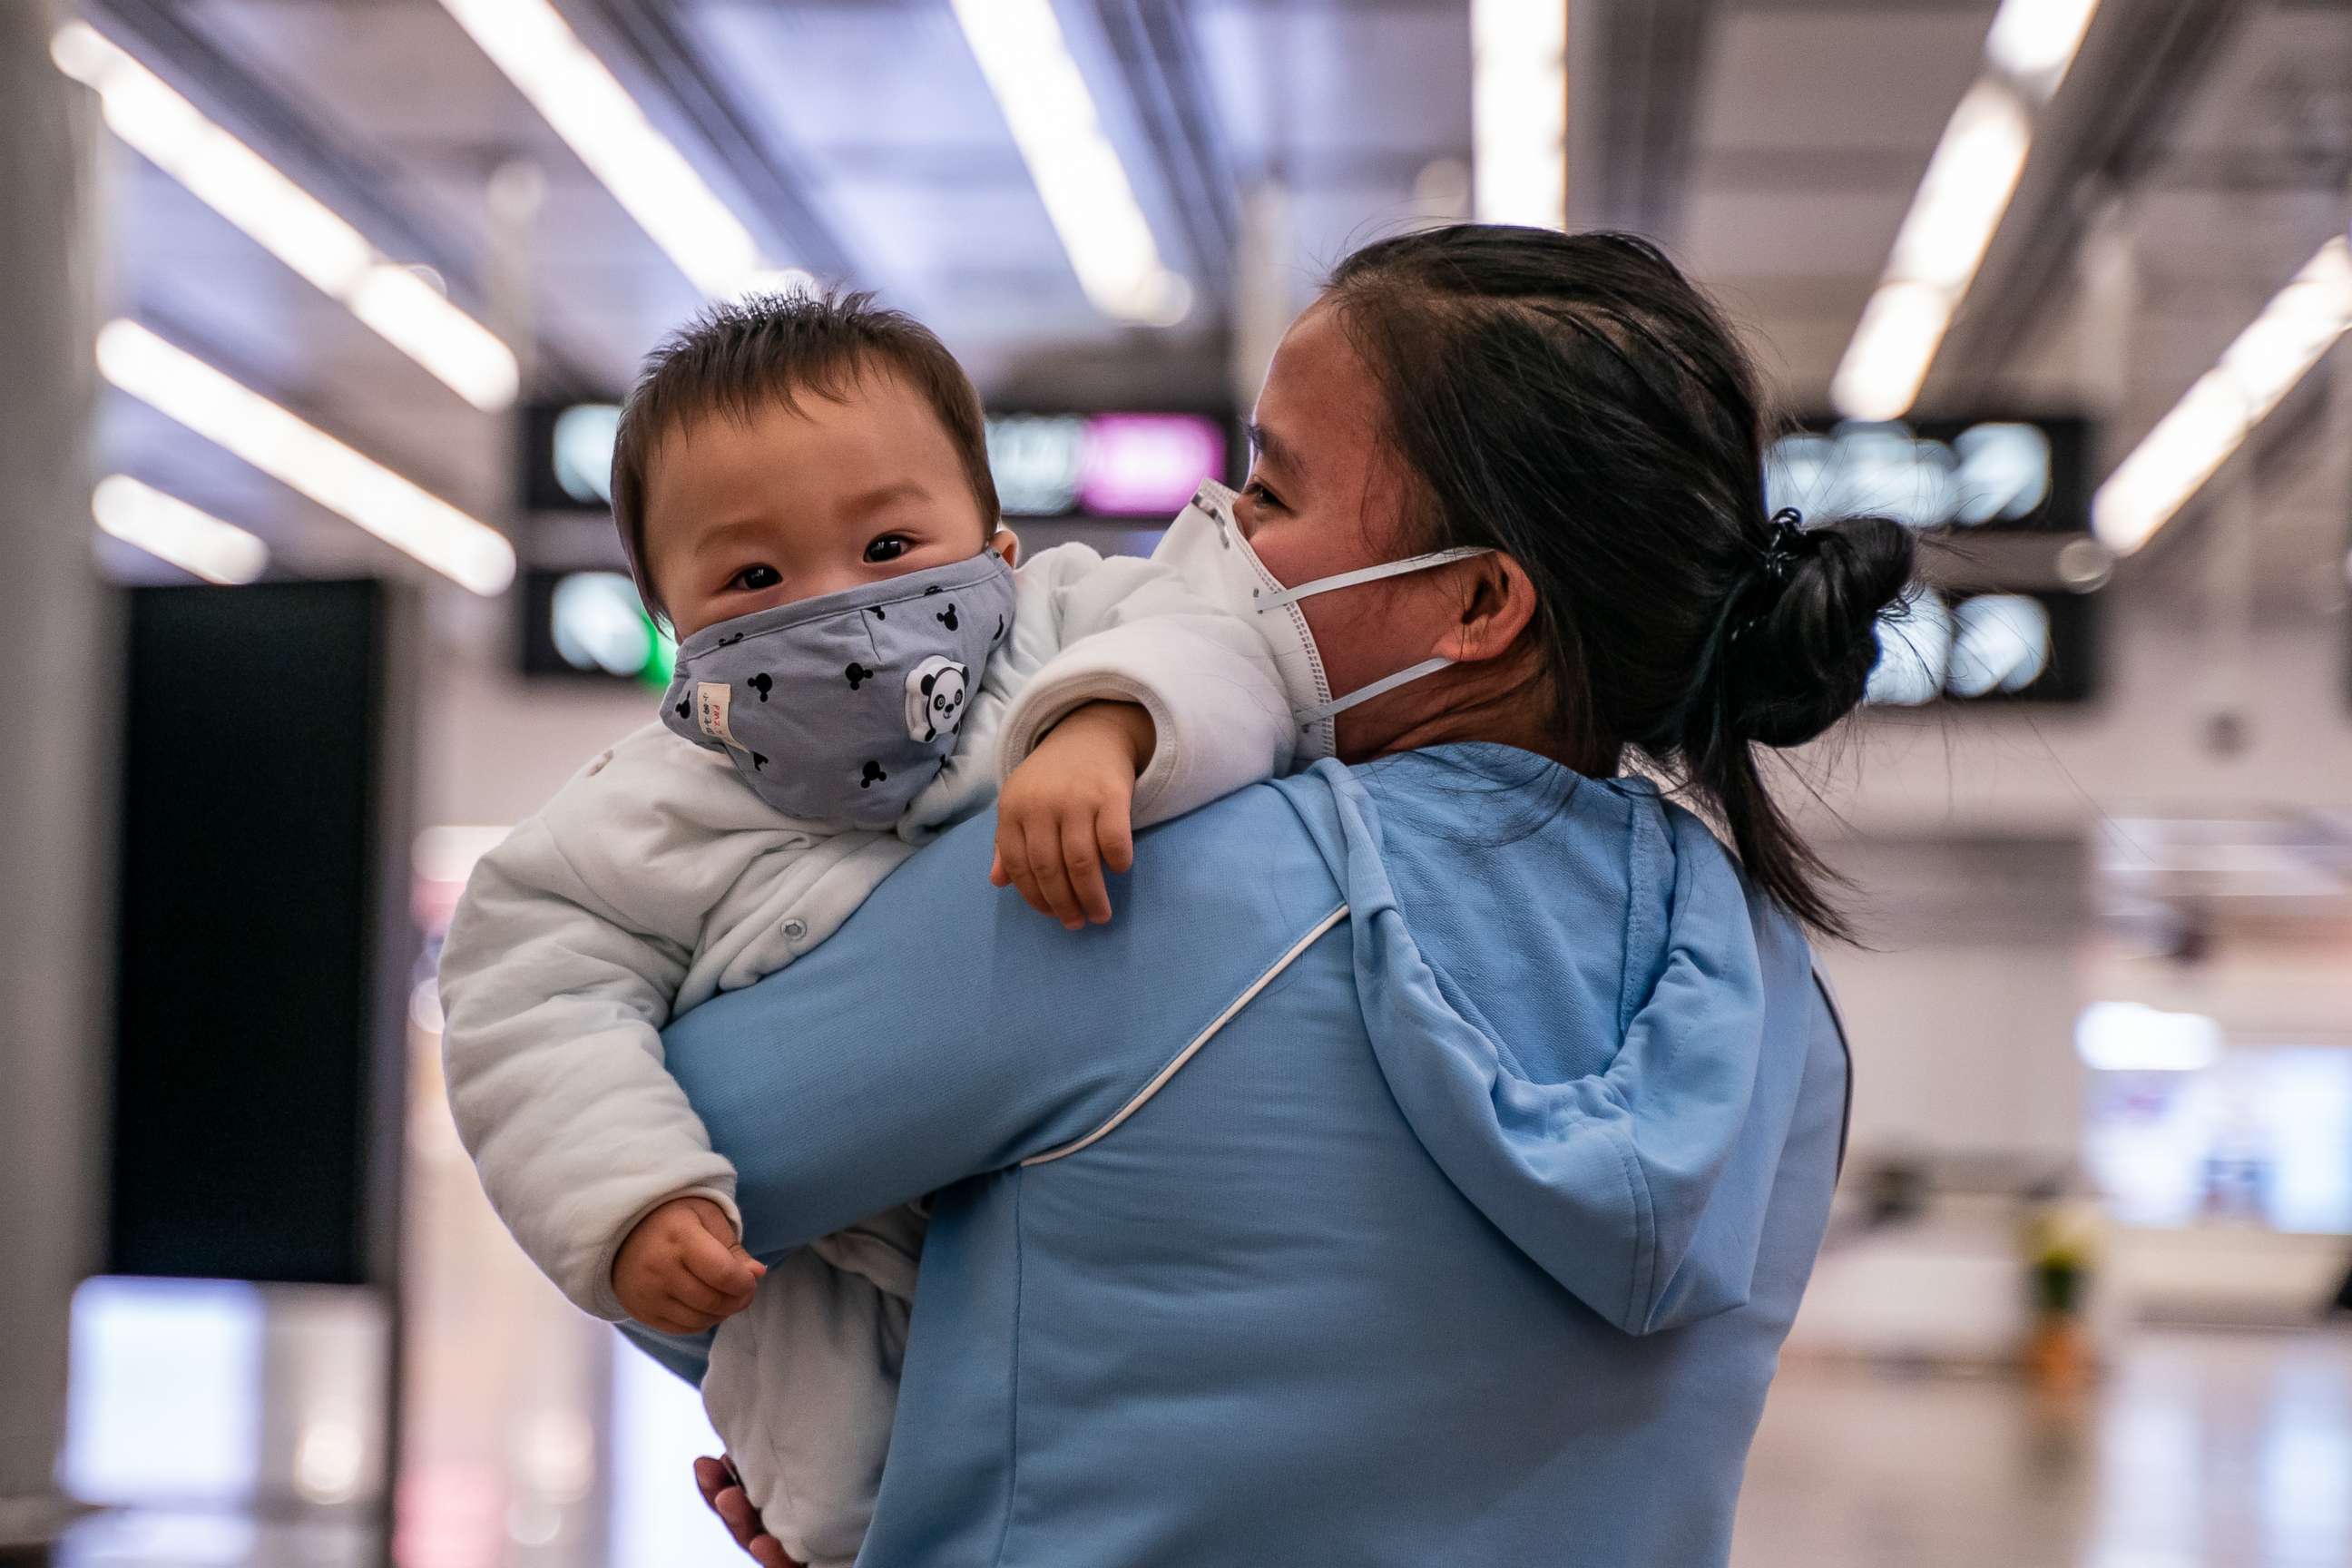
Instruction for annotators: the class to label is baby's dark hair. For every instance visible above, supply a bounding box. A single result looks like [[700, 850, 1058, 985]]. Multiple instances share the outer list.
[[610, 289, 1001, 623], [1327, 226, 1916, 940]]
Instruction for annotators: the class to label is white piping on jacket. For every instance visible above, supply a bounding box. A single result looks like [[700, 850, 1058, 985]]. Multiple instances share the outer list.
[[1811, 961, 1856, 1181], [1022, 903, 1351, 1167]]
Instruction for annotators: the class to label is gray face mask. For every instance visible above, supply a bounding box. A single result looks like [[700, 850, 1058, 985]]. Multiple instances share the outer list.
[[661, 550, 1018, 828]]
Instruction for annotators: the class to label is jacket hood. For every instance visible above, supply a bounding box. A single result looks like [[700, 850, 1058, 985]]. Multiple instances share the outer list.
[[1283, 747, 1821, 1336]]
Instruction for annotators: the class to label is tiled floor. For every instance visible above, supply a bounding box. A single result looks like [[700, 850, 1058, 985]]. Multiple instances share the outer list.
[[1732, 1330, 2352, 1568], [58, 1327, 2352, 1565]]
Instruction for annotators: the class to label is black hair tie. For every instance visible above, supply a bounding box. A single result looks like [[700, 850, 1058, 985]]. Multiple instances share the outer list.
[[1758, 507, 1808, 583], [1725, 509, 1814, 649]]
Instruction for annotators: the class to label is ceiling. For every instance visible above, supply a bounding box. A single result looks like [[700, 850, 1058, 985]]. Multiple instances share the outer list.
[[73, 0, 2352, 598]]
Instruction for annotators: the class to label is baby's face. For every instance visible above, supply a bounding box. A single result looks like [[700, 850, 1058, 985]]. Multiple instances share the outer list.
[[642, 368, 999, 641]]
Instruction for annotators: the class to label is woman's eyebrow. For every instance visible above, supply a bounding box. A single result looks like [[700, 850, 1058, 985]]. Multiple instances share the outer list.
[[1245, 421, 1300, 476]]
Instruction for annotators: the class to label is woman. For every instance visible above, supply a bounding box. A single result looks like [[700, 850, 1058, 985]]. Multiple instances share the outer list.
[[657, 226, 1913, 1565]]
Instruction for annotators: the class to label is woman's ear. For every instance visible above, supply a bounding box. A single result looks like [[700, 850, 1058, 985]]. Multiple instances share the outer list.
[[1436, 553, 1538, 666], [986, 525, 1021, 568]]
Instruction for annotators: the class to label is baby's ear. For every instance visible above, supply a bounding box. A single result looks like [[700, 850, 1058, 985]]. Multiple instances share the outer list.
[[986, 525, 1021, 569]]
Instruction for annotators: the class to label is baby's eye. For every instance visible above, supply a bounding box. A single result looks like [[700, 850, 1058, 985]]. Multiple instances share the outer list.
[[864, 534, 911, 564], [727, 564, 782, 593]]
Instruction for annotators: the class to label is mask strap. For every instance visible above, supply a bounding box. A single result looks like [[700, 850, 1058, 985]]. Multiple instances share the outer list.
[[1295, 655, 1457, 727], [1253, 547, 1491, 612]]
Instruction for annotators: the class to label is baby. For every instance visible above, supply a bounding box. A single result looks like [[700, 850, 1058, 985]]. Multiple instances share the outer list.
[[437, 291, 1292, 1567]]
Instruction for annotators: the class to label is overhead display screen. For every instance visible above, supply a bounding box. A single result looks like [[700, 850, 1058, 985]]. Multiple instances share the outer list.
[[1769, 416, 2102, 707], [523, 404, 2095, 701], [1866, 586, 2097, 707], [520, 568, 673, 688], [522, 402, 1230, 523], [984, 412, 1228, 519], [524, 402, 622, 512], [1768, 417, 2090, 534]]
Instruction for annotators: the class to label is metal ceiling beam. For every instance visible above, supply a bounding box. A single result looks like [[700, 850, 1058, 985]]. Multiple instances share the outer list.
[[568, 0, 860, 283], [131, 298, 496, 542], [89, 0, 479, 304], [1580, 0, 1720, 241], [1093, 0, 1240, 302], [86, 0, 601, 398], [1932, 0, 2256, 410]]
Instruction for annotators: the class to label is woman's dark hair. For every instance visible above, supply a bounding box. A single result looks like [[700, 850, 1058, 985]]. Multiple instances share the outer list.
[[1327, 225, 1916, 939]]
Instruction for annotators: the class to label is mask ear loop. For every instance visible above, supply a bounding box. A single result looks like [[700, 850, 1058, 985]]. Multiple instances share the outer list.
[[1251, 547, 1492, 612], [1292, 655, 1459, 728], [1257, 547, 1494, 731]]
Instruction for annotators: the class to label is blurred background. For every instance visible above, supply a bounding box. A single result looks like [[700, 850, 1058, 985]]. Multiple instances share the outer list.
[[3, 0, 2350, 1563]]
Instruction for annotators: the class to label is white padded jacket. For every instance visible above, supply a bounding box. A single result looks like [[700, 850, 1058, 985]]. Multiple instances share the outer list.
[[437, 543, 1291, 1320]]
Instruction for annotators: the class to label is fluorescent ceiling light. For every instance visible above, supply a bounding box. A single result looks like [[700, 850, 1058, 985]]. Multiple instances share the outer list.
[[53, 23, 518, 412], [1884, 83, 2033, 294], [1470, 0, 1568, 230], [1833, 281, 1963, 425], [93, 475, 269, 584], [1984, 0, 2100, 97], [432, 0, 807, 302], [2076, 1001, 2222, 1073], [1831, 1, 2102, 421], [97, 319, 516, 596], [948, 0, 1189, 325], [2093, 236, 2352, 554], [1832, 82, 2031, 420]]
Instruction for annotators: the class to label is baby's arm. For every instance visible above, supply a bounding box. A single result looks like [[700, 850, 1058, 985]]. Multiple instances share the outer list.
[[990, 549, 1293, 924], [990, 701, 1155, 928], [611, 1194, 763, 1335], [439, 764, 765, 1326]]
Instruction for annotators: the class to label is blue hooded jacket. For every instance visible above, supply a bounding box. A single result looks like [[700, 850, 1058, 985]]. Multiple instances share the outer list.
[[650, 744, 1849, 1565]]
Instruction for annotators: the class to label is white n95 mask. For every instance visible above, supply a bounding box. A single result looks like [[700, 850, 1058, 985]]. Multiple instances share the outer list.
[[1152, 479, 1491, 760], [661, 550, 1018, 828]]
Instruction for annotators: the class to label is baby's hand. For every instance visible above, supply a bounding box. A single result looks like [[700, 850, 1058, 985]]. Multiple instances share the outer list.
[[992, 701, 1154, 930], [613, 1195, 766, 1334]]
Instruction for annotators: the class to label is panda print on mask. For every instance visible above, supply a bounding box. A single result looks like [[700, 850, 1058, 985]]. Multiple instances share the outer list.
[[660, 550, 1018, 828], [905, 655, 969, 743]]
